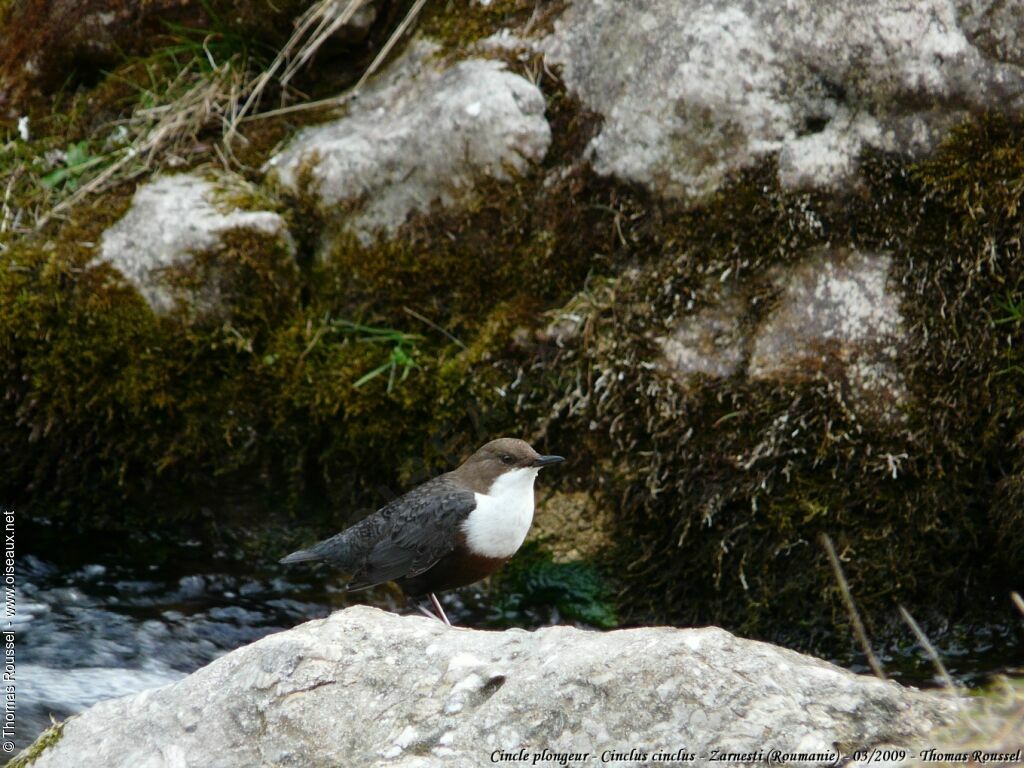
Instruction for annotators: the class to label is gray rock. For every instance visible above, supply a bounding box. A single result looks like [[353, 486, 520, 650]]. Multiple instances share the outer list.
[[750, 249, 908, 422], [97, 173, 294, 315], [750, 250, 901, 371], [656, 295, 748, 380], [657, 249, 908, 422], [542, 0, 1024, 199], [959, 0, 1024, 65], [265, 40, 551, 239], [28, 606, 955, 768]]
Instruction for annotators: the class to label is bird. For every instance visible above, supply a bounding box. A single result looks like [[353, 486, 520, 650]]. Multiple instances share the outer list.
[[279, 437, 564, 625]]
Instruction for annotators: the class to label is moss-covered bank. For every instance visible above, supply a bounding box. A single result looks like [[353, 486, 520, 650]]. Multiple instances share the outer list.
[[0, 61, 619, 536], [506, 116, 1024, 647], [2, 0, 1023, 651], [8, 118, 1023, 651]]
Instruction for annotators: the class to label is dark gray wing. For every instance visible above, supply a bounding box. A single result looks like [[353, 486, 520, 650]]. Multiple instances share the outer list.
[[344, 475, 476, 591]]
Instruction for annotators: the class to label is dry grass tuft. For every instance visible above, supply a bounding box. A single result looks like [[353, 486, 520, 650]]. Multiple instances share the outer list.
[[227, 0, 369, 136], [2, 0, 429, 234], [912, 679, 1024, 766], [38, 50, 247, 229], [227, 0, 430, 128]]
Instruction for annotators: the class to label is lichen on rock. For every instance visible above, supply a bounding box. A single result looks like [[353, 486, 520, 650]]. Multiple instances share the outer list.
[[748, 248, 908, 422], [542, 0, 1024, 198], [97, 172, 296, 317], [653, 248, 908, 423], [656, 293, 748, 381], [20, 606, 957, 768], [265, 39, 552, 240]]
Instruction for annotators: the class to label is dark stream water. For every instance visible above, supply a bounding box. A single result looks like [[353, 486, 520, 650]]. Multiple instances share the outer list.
[[15, 515, 545, 756], [15, 517, 1024, 757]]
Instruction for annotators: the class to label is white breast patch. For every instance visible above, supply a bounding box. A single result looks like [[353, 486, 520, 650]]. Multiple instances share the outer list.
[[462, 467, 539, 559]]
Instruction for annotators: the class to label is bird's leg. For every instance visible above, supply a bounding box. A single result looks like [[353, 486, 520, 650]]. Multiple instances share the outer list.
[[429, 592, 452, 627]]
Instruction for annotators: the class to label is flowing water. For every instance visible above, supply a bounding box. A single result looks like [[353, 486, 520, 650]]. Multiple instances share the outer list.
[[15, 515, 530, 757], [15, 517, 1024, 758]]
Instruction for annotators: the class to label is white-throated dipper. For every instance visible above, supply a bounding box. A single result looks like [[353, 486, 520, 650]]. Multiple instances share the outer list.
[[279, 438, 564, 625]]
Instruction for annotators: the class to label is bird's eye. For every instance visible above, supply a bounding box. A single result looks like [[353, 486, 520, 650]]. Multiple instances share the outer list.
[[500, 454, 515, 465]]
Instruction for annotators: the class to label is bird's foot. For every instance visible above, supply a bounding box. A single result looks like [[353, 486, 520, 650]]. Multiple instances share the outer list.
[[429, 592, 452, 627], [415, 603, 438, 621], [414, 595, 453, 626]]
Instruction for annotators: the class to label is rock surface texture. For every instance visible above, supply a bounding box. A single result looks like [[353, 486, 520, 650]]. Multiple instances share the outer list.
[[98, 173, 294, 315], [657, 248, 907, 422], [542, 0, 1024, 198], [750, 249, 908, 422], [27, 607, 955, 768], [265, 41, 551, 239]]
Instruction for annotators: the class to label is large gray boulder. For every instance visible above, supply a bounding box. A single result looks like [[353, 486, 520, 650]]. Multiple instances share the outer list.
[[26, 606, 955, 768], [264, 40, 551, 240], [542, 0, 1024, 199]]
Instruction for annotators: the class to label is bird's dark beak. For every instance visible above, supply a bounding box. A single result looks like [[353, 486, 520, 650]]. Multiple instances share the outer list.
[[533, 455, 565, 467]]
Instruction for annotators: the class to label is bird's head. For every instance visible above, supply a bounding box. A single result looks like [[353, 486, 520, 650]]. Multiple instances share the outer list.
[[454, 437, 564, 493]]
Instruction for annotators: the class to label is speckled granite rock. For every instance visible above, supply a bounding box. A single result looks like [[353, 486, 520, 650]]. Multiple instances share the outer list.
[[750, 249, 908, 422], [959, 0, 1024, 65], [97, 172, 295, 316], [657, 248, 907, 422], [542, 0, 1024, 199], [264, 40, 551, 240], [24, 606, 956, 768]]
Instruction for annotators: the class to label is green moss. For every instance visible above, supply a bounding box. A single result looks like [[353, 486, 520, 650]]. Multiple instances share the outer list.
[[1, 196, 515, 528], [419, 0, 539, 51], [8, 719, 65, 768], [493, 542, 619, 628], [4, 0, 1022, 652], [504, 114, 1024, 649]]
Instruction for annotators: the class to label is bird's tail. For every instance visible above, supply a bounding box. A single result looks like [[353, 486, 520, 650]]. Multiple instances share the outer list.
[[279, 530, 357, 567], [279, 547, 323, 565]]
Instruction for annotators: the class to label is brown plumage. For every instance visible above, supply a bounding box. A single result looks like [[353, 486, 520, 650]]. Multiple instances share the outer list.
[[280, 438, 564, 623]]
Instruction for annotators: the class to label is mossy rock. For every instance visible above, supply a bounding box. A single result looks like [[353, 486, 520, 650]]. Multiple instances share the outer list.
[[419, 0, 545, 51], [1, 61, 617, 535], [8, 718, 64, 768], [507, 114, 1024, 647], [3, 0, 1023, 653]]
